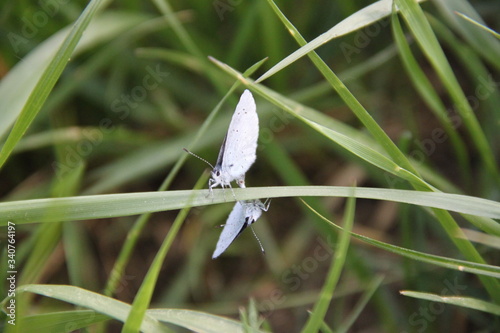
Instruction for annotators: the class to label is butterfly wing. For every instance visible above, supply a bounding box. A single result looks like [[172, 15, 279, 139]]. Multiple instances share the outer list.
[[212, 202, 247, 259], [220, 90, 258, 184]]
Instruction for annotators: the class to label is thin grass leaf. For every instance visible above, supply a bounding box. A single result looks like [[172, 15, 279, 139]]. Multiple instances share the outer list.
[[454, 12, 500, 39], [395, 0, 499, 181], [400, 291, 500, 316], [458, 229, 500, 250], [149, 0, 227, 94], [260, 0, 418, 176], [121, 174, 207, 333], [433, 0, 500, 69], [301, 201, 500, 279], [336, 275, 385, 333], [0, 0, 109, 169], [300, 193, 355, 332], [2, 186, 500, 226], [255, 0, 427, 83], [147, 309, 268, 333], [7, 284, 167, 332], [19, 310, 109, 333], [391, 8, 469, 179], [0, 11, 148, 142]]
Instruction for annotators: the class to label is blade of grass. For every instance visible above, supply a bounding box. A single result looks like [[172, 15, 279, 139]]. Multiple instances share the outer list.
[[433, 0, 500, 69], [395, 0, 499, 181], [0, 0, 108, 169], [391, 8, 470, 182], [301, 201, 500, 279], [400, 291, 500, 316], [255, 0, 427, 83], [0, 11, 147, 143], [2, 186, 500, 226], [261, 0, 419, 176], [8, 284, 167, 332], [300, 192, 355, 332], [336, 275, 385, 333], [454, 12, 500, 39], [121, 173, 207, 333], [147, 308, 268, 333], [149, 0, 227, 95], [19, 310, 109, 333]]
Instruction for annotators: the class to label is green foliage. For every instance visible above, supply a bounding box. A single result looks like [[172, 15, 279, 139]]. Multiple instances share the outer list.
[[1, 0, 499, 332]]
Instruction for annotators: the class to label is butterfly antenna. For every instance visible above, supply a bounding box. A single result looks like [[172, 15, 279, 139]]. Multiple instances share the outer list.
[[183, 148, 215, 169], [250, 226, 265, 254]]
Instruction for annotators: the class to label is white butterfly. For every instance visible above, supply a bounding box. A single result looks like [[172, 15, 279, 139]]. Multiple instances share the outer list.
[[209, 89, 258, 194], [183, 89, 258, 197], [212, 199, 270, 259]]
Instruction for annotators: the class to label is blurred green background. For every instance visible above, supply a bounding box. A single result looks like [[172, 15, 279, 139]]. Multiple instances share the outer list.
[[1, 0, 500, 332]]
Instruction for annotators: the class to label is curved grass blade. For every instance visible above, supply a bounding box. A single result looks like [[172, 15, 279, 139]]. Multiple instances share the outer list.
[[433, 0, 500, 68], [391, 8, 469, 181], [147, 309, 268, 333], [301, 200, 500, 279], [19, 310, 108, 333], [8, 284, 167, 332], [1, 186, 500, 226], [0, 0, 109, 169], [255, 0, 426, 83], [454, 12, 500, 39], [395, 0, 499, 181], [400, 291, 500, 316], [301, 192, 355, 332], [336, 276, 385, 333], [121, 174, 207, 333]]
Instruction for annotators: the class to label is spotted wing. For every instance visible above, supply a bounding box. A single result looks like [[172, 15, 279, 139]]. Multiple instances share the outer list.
[[220, 90, 258, 182]]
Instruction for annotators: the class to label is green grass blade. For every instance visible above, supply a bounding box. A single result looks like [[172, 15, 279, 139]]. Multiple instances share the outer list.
[[260, 0, 418, 175], [255, 0, 427, 83], [336, 276, 384, 333], [395, 0, 499, 181], [147, 309, 268, 333], [400, 291, 500, 316], [300, 193, 355, 332], [121, 174, 207, 333], [391, 8, 469, 179], [9, 284, 167, 332], [2, 186, 500, 225], [454, 12, 500, 39], [19, 310, 108, 333], [433, 0, 500, 68], [0, 11, 147, 142], [301, 201, 500, 279], [0, 0, 107, 169]]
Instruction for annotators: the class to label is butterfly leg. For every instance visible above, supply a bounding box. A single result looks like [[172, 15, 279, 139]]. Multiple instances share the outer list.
[[262, 198, 271, 211], [227, 182, 236, 201]]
